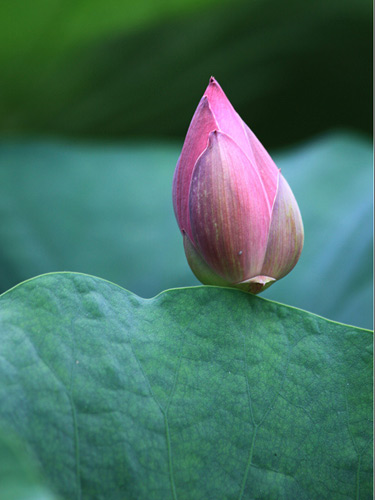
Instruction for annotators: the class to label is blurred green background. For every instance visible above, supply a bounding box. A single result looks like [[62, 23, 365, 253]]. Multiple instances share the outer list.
[[0, 0, 372, 328]]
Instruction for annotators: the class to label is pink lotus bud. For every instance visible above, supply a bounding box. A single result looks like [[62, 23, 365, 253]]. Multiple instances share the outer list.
[[173, 77, 304, 294]]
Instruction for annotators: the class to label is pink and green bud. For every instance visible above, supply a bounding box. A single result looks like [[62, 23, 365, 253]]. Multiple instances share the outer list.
[[172, 77, 304, 294]]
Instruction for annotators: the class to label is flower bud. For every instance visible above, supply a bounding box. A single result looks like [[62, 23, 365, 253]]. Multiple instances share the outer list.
[[172, 77, 304, 294]]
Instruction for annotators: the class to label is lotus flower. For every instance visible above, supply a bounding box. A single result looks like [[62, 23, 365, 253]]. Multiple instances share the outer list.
[[172, 77, 304, 294]]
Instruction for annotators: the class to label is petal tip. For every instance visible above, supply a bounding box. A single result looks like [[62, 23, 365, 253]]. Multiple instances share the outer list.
[[207, 129, 220, 144], [205, 76, 224, 97]]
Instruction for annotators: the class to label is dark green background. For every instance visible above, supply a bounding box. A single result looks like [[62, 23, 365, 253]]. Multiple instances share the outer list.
[[0, 0, 372, 326], [0, 0, 371, 146]]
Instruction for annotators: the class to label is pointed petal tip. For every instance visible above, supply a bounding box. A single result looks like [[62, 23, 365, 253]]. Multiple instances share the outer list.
[[205, 76, 224, 96], [206, 129, 221, 144], [195, 94, 210, 112], [206, 129, 237, 151]]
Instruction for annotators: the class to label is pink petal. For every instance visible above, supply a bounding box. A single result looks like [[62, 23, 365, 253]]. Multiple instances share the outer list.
[[189, 130, 271, 283], [244, 125, 279, 210], [205, 77, 278, 212], [172, 96, 218, 240], [261, 174, 304, 279], [204, 78, 257, 171]]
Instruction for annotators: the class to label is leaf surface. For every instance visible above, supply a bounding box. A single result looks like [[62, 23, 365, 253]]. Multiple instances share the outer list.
[[0, 273, 372, 499]]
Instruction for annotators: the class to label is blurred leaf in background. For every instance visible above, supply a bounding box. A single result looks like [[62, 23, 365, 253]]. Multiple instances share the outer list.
[[0, 132, 372, 328], [0, 0, 372, 328]]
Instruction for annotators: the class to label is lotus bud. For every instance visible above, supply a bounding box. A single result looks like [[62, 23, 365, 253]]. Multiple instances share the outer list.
[[172, 77, 304, 294]]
